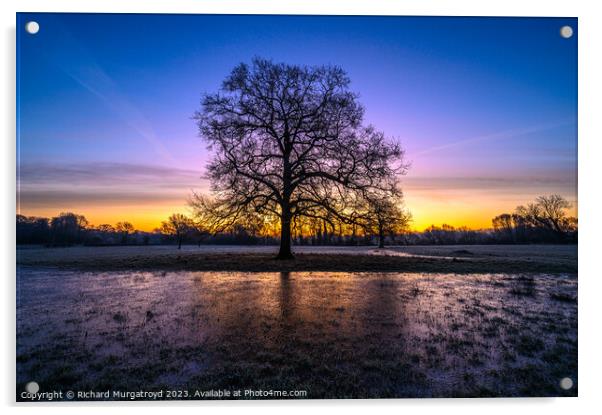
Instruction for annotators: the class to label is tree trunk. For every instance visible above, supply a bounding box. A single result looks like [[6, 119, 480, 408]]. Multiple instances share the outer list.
[[277, 209, 294, 259], [178, 236, 182, 250], [378, 223, 385, 248], [277, 140, 294, 260]]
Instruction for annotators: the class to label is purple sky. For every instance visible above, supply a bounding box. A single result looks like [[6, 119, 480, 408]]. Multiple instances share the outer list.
[[17, 14, 577, 230]]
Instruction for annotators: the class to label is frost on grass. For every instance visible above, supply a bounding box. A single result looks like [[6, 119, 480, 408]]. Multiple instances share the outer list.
[[16, 269, 577, 399]]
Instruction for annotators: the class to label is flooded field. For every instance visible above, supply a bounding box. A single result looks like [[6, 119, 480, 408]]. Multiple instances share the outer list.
[[17, 268, 577, 399], [16, 244, 578, 274], [17, 244, 578, 263]]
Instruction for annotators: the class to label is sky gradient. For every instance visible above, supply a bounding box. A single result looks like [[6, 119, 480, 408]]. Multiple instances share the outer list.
[[17, 13, 577, 231]]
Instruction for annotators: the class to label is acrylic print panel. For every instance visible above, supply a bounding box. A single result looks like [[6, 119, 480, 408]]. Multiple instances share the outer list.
[[16, 13, 577, 401]]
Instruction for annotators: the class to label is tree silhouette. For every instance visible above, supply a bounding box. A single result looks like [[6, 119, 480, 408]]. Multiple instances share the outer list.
[[194, 58, 406, 258], [492, 195, 577, 243], [361, 195, 412, 248], [96, 224, 116, 233], [515, 195, 576, 239], [492, 213, 515, 242], [16, 215, 50, 244], [49, 212, 88, 246], [160, 213, 194, 249], [115, 221, 134, 245]]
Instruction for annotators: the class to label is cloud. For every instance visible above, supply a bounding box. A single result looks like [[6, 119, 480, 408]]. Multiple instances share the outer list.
[[18, 190, 186, 208], [411, 118, 576, 158], [17, 162, 208, 209], [19, 162, 204, 187], [402, 175, 576, 192], [401, 175, 577, 209]]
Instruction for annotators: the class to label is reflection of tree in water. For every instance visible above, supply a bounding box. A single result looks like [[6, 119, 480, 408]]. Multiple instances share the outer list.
[[357, 276, 404, 338], [185, 272, 426, 395], [274, 273, 410, 392], [16, 269, 576, 398], [278, 272, 294, 321]]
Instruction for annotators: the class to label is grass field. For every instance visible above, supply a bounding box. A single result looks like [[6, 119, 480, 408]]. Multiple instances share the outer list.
[[16, 244, 577, 274], [16, 245, 577, 400]]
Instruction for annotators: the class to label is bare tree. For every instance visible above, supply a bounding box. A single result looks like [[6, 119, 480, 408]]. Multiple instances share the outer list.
[[49, 212, 88, 246], [115, 221, 134, 245], [515, 195, 575, 238], [96, 224, 115, 233], [193, 58, 406, 258], [491, 195, 577, 243], [361, 195, 412, 248], [160, 213, 194, 249], [492, 213, 516, 242]]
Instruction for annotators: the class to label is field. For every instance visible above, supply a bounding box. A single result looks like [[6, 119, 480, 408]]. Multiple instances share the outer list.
[[17, 244, 577, 274], [16, 245, 577, 399]]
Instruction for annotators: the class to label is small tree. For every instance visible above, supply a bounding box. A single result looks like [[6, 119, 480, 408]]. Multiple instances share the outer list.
[[115, 221, 134, 245], [492, 213, 516, 243], [96, 224, 115, 233], [361, 196, 412, 248], [160, 214, 194, 249]]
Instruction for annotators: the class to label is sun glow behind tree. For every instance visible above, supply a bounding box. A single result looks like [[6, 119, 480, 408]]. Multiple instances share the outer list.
[[192, 58, 408, 258]]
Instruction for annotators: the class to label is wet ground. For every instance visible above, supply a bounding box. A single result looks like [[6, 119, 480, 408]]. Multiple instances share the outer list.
[[16, 244, 577, 274], [16, 268, 577, 399]]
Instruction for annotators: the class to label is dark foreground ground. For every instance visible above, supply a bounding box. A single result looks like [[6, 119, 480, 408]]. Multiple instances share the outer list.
[[16, 245, 577, 400], [16, 244, 577, 274], [17, 254, 578, 400]]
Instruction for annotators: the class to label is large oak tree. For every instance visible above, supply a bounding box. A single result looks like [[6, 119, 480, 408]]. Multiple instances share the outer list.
[[194, 58, 406, 259]]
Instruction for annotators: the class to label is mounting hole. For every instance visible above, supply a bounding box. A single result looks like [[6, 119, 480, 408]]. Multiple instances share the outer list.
[[560, 377, 573, 390], [560, 25, 573, 39], [25, 381, 39, 394], [25, 21, 39, 35]]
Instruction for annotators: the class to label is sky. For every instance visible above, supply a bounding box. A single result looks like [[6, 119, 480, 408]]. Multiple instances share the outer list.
[[16, 13, 577, 231]]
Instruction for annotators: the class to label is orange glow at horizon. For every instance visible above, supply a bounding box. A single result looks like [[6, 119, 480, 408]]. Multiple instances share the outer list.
[[19, 203, 193, 232], [404, 187, 578, 231], [18, 192, 578, 233]]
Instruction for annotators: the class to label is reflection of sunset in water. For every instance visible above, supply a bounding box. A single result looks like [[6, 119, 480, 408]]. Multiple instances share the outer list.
[[17, 269, 576, 397]]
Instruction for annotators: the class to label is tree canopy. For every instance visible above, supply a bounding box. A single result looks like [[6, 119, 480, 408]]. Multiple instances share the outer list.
[[193, 58, 407, 258], [492, 195, 577, 243], [160, 213, 195, 249]]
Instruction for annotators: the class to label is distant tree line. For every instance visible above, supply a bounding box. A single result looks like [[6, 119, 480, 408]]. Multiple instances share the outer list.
[[16, 212, 273, 247], [17, 213, 156, 246], [491, 195, 577, 243], [399, 195, 576, 245], [16, 195, 576, 247]]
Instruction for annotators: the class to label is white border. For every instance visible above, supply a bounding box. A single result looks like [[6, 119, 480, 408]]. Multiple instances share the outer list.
[[2, 1, 601, 414]]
